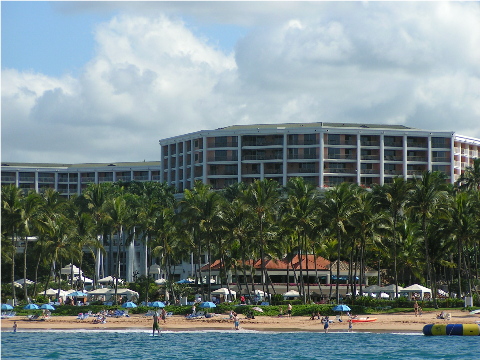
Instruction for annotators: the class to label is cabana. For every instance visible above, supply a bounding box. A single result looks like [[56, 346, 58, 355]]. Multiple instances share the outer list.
[[400, 284, 432, 300], [211, 288, 236, 302]]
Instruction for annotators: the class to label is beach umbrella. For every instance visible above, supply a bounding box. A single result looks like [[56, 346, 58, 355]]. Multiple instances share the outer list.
[[151, 301, 166, 308], [333, 304, 351, 319], [23, 304, 40, 310], [155, 278, 167, 285], [333, 304, 351, 312], [199, 301, 216, 308], [176, 279, 194, 284], [68, 291, 88, 297], [122, 301, 137, 308], [40, 304, 56, 311], [199, 301, 216, 313], [2, 304, 13, 311]]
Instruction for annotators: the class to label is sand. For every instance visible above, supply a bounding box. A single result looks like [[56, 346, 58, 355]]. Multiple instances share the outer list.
[[2, 310, 479, 333]]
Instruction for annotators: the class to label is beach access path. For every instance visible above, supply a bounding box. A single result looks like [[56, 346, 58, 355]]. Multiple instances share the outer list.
[[1, 310, 478, 333]]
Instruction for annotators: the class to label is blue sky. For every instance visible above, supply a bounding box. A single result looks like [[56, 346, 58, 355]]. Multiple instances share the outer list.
[[1, 2, 246, 77], [2, 2, 480, 163]]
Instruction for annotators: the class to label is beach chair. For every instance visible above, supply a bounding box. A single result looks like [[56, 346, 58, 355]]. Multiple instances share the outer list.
[[77, 313, 84, 320], [28, 314, 40, 321], [166, 312, 173, 317], [445, 313, 451, 321], [335, 315, 343, 322]]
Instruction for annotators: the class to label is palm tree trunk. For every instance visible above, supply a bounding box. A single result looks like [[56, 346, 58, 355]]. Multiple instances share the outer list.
[[11, 234, 16, 303], [23, 236, 29, 301], [336, 228, 342, 303]]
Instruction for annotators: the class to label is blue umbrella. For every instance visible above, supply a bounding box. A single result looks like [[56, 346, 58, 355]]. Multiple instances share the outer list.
[[68, 291, 88, 297], [333, 304, 351, 312], [151, 301, 165, 308], [40, 304, 56, 311], [23, 304, 40, 310], [1, 304, 13, 310], [199, 301, 216, 309], [176, 279, 193, 284], [122, 301, 137, 308]]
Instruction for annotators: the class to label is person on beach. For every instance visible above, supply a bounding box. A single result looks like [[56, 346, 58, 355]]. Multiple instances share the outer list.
[[347, 318, 353, 332], [161, 308, 167, 323], [324, 316, 329, 333], [233, 312, 240, 330], [414, 301, 419, 317], [152, 311, 160, 336], [13, 321, 17, 333], [192, 304, 196, 316], [287, 303, 292, 317]]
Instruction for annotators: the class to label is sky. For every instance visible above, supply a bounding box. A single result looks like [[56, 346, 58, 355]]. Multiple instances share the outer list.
[[2, 1, 480, 164]]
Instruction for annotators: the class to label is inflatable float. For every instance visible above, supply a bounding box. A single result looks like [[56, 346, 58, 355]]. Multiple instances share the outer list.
[[351, 317, 377, 323], [423, 324, 480, 336]]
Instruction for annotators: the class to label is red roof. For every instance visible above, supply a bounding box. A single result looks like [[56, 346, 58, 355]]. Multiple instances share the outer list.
[[201, 255, 332, 271]]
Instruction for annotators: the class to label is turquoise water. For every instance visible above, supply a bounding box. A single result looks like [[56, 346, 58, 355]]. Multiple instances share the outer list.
[[1, 330, 478, 359]]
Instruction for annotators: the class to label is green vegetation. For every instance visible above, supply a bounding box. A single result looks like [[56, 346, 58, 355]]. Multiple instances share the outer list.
[[2, 162, 480, 307]]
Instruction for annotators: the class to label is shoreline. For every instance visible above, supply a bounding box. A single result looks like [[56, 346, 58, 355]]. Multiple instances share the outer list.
[[2, 310, 478, 333]]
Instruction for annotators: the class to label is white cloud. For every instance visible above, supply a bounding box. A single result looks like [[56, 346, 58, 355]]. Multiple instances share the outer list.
[[2, 2, 480, 163]]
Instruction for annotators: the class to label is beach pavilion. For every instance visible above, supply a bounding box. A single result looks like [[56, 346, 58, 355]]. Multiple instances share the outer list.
[[400, 284, 432, 300]]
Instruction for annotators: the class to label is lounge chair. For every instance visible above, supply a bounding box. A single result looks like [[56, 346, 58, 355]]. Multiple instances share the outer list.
[[77, 313, 84, 320], [166, 312, 173, 317], [28, 314, 40, 321]]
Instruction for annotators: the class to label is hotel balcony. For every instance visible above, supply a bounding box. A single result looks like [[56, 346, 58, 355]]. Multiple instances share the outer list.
[[384, 141, 403, 147], [361, 141, 380, 147], [384, 156, 403, 161], [407, 156, 428, 162], [326, 154, 356, 160]]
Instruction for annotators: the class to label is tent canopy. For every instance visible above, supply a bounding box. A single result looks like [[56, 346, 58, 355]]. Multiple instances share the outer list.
[[98, 276, 124, 284], [283, 290, 300, 297], [400, 284, 432, 299], [211, 288, 236, 296], [61, 264, 82, 275]]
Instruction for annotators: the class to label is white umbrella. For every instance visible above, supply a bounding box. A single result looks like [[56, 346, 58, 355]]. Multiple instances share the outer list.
[[98, 276, 124, 284], [155, 278, 167, 285], [283, 290, 300, 298], [73, 276, 93, 284], [14, 278, 34, 285], [61, 264, 82, 275], [211, 288, 236, 296]]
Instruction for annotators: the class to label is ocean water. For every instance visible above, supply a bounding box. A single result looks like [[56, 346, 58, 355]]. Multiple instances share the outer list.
[[1, 330, 478, 360]]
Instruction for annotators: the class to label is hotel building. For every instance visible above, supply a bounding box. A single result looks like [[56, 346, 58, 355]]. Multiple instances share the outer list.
[[159, 122, 480, 191]]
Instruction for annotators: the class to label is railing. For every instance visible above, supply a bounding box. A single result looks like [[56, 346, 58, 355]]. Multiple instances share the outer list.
[[360, 169, 376, 174], [407, 142, 427, 148], [19, 177, 35, 182], [152, 175, 161, 181], [264, 169, 283, 174], [384, 170, 403, 175], [324, 168, 353, 174], [38, 177, 55, 183], [384, 142, 402, 147], [242, 139, 283, 146], [1, 176, 16, 181], [211, 142, 238, 148], [361, 155, 379, 160], [213, 156, 238, 162], [407, 156, 427, 162], [432, 157, 450, 162], [407, 170, 424, 175], [384, 156, 402, 161], [117, 176, 131, 181], [327, 154, 356, 160], [98, 177, 114, 182], [288, 154, 317, 160], [361, 141, 380, 146], [432, 142, 448, 148], [298, 168, 317, 173], [242, 154, 283, 161], [133, 175, 149, 181]]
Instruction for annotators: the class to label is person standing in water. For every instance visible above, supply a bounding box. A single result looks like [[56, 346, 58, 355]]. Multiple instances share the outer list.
[[233, 312, 240, 330], [152, 311, 160, 336], [13, 321, 17, 333]]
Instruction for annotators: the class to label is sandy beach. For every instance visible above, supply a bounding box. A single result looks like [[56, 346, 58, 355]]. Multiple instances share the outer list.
[[2, 310, 479, 333]]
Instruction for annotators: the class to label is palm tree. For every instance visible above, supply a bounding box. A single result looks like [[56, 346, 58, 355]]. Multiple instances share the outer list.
[[1, 185, 23, 302], [241, 179, 281, 295], [180, 181, 222, 298], [406, 171, 449, 307], [321, 182, 358, 303], [457, 158, 480, 191], [371, 177, 410, 296], [283, 177, 321, 303], [19, 191, 42, 301]]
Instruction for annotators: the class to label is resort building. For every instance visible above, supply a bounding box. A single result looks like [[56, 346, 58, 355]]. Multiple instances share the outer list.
[[1, 161, 161, 197], [159, 122, 480, 191]]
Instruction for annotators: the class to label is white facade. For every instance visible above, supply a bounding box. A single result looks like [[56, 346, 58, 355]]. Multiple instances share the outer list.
[[159, 122, 480, 191]]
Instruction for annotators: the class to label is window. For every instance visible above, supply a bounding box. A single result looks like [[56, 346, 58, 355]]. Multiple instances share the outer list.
[[304, 134, 316, 145], [304, 147, 317, 159], [215, 136, 228, 147], [288, 134, 299, 145], [328, 134, 340, 145], [215, 150, 227, 161], [288, 148, 299, 159]]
